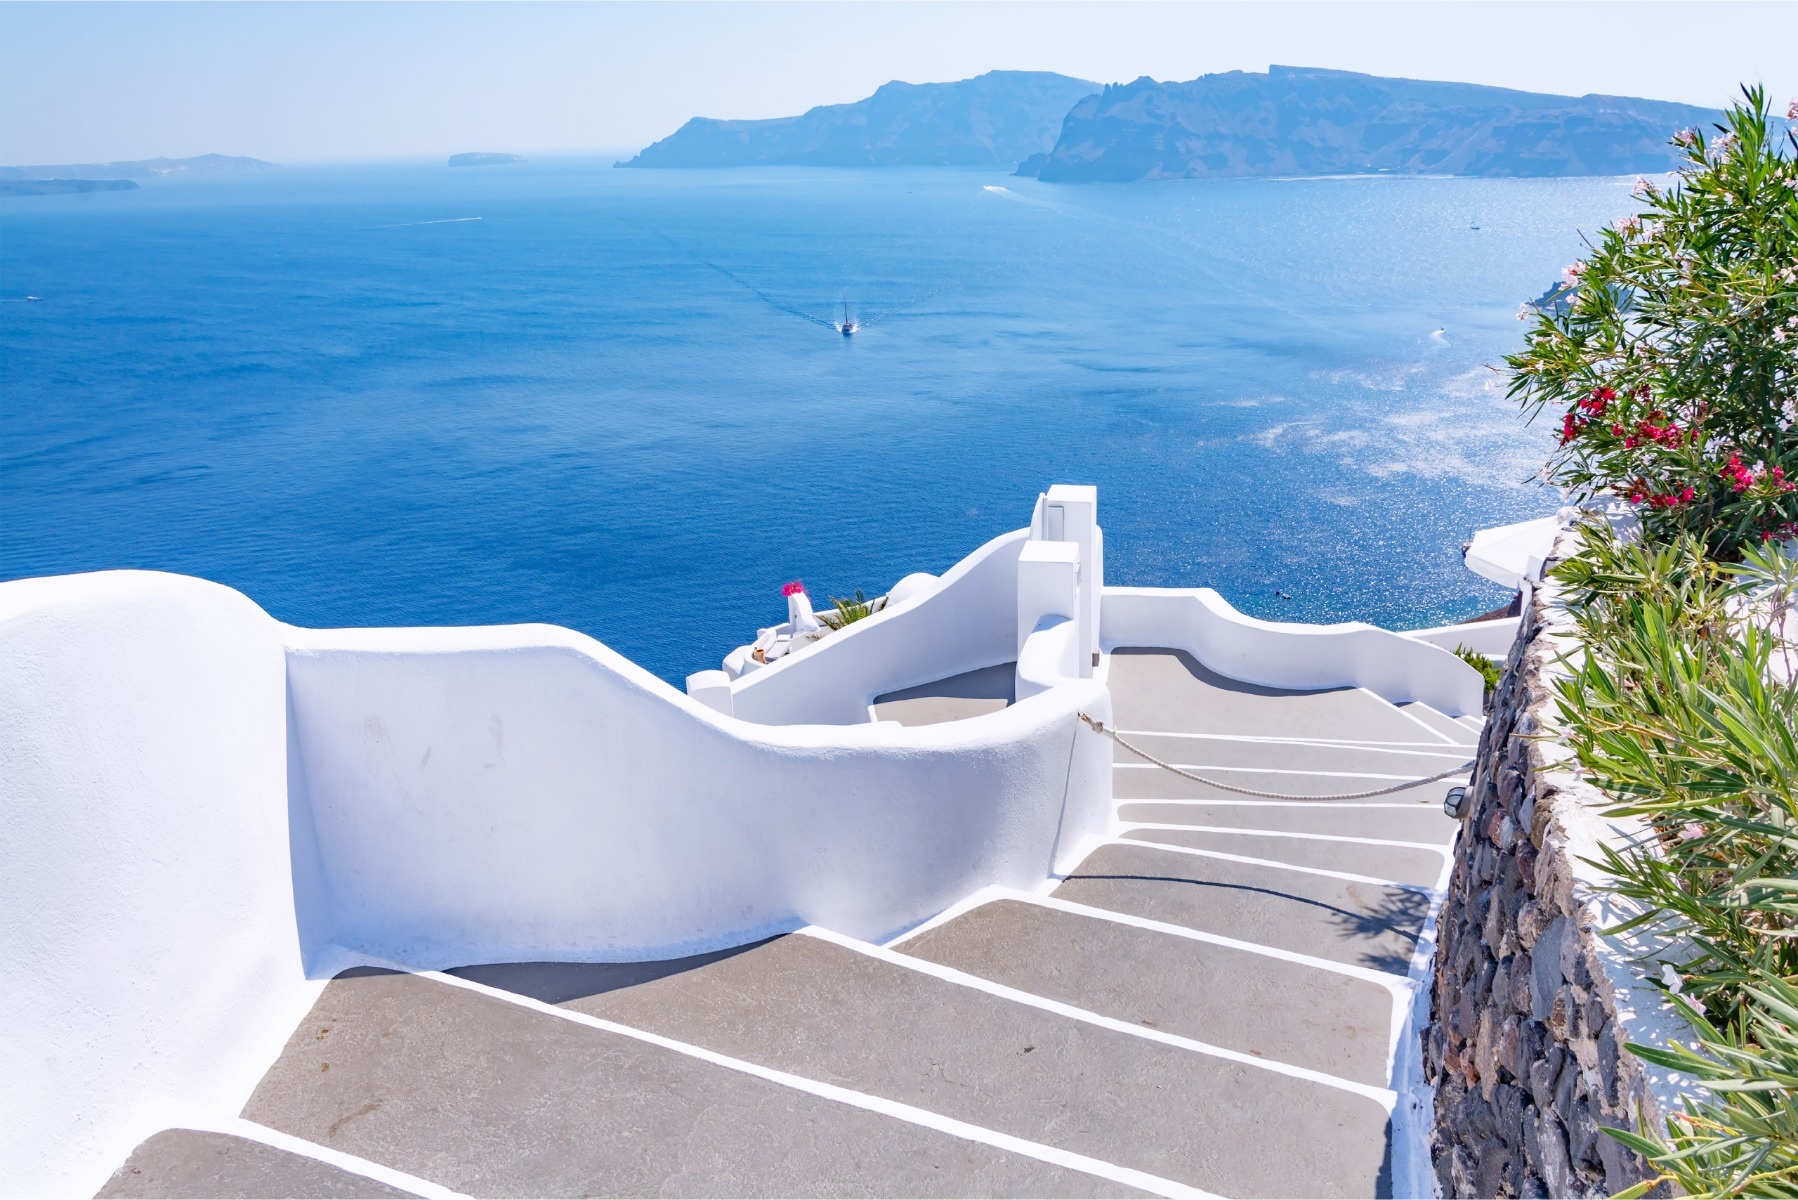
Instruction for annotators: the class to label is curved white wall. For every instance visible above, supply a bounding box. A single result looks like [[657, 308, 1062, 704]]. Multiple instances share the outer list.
[[0, 568, 1112, 1194], [287, 620, 1112, 967], [1101, 586, 1485, 716], [729, 528, 1028, 726], [0, 573, 323, 1198]]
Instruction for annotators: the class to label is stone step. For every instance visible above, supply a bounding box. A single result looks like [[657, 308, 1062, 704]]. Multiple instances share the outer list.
[[1118, 827, 1448, 888], [1054, 840, 1433, 977], [242, 967, 1135, 1199], [872, 663, 1015, 727], [1392, 702, 1479, 746], [459, 932, 1393, 1198], [1113, 766, 1470, 803], [1105, 648, 1456, 744], [1117, 800, 1457, 845], [96, 1129, 416, 1200], [894, 897, 1401, 1087], [1110, 732, 1472, 775]]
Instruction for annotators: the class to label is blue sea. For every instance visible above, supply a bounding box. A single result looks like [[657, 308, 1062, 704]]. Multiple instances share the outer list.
[[0, 161, 1636, 683]]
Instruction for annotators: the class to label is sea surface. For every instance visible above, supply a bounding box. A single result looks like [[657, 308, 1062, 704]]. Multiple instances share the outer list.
[[0, 161, 1638, 683]]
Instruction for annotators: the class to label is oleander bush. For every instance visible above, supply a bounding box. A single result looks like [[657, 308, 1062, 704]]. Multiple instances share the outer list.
[[1509, 86, 1798, 557], [1508, 87, 1798, 1198]]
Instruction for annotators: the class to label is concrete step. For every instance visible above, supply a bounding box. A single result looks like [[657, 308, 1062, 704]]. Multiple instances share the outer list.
[[1392, 702, 1478, 746], [1113, 766, 1469, 803], [872, 663, 1015, 727], [895, 897, 1401, 1087], [460, 932, 1393, 1198], [96, 1129, 416, 1199], [242, 967, 1131, 1199], [1110, 731, 1473, 775], [1106, 649, 1458, 743], [1054, 840, 1433, 977], [1117, 800, 1457, 845], [1117, 827, 1448, 888]]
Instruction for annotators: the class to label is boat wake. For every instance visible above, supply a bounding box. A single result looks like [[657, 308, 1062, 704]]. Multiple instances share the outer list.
[[377, 217, 483, 229]]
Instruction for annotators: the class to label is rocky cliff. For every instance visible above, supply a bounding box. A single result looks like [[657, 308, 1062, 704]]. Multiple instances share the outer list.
[[1021, 66, 1718, 181], [619, 71, 1099, 169]]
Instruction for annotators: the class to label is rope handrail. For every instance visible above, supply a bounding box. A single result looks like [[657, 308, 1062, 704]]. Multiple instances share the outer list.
[[1077, 712, 1472, 801]]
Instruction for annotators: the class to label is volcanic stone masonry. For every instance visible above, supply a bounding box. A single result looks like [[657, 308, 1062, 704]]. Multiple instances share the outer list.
[[1422, 534, 1696, 1199]]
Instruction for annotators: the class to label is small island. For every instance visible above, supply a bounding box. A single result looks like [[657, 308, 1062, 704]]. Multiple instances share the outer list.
[[0, 178, 139, 197], [448, 152, 526, 168]]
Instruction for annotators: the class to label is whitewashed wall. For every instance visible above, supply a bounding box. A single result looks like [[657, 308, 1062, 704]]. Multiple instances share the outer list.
[[0, 573, 324, 1198], [728, 528, 1029, 725], [0, 568, 1112, 1195], [1101, 585, 1485, 716], [286, 621, 1112, 967]]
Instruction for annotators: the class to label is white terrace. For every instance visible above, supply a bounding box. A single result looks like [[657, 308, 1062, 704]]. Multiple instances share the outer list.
[[1, 485, 1536, 1200]]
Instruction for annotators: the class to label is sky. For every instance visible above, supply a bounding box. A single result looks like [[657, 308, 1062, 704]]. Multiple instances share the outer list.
[[2, 1, 1795, 166]]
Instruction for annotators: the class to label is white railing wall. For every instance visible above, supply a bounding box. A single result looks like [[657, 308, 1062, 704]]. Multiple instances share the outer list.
[[0, 568, 1112, 1196], [1101, 585, 1486, 716], [726, 528, 1028, 726]]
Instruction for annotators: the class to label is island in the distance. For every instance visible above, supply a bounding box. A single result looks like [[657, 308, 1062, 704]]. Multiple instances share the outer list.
[[449, 152, 527, 167], [1018, 66, 1721, 180], [0, 178, 140, 196], [0, 154, 278, 181], [623, 64, 1720, 180], [618, 70, 1099, 169]]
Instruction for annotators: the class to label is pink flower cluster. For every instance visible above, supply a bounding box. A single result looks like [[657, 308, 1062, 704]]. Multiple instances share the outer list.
[[1625, 480, 1696, 510], [1721, 454, 1795, 494], [781, 580, 807, 597]]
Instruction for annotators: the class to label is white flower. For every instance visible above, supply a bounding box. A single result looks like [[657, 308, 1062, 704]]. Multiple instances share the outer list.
[[1777, 328, 1790, 344]]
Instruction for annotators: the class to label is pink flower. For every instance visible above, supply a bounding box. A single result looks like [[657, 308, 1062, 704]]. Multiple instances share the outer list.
[[1632, 176, 1654, 197], [1788, 99, 1798, 120], [1680, 822, 1705, 841], [1561, 262, 1586, 286], [1616, 215, 1641, 237], [781, 580, 806, 597]]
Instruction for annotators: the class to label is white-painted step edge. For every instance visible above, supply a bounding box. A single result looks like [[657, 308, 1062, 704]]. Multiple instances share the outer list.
[[797, 925, 1395, 1108], [1119, 823, 1452, 855], [123, 1107, 466, 1200], [1111, 838, 1445, 897], [416, 970, 1216, 1200]]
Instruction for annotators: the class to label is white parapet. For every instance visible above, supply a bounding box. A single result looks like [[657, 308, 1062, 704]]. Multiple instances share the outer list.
[[1101, 584, 1486, 716], [0, 564, 1113, 1195], [1017, 538, 1080, 656]]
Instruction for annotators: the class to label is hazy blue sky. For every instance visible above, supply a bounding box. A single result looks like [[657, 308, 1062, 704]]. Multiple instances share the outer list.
[[3, 1, 1794, 165]]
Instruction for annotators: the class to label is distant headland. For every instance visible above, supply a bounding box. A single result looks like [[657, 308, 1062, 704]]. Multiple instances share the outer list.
[[0, 154, 278, 182], [0, 178, 140, 197], [1020, 66, 1721, 180], [449, 152, 527, 167], [617, 70, 1099, 169], [623, 65, 1720, 179]]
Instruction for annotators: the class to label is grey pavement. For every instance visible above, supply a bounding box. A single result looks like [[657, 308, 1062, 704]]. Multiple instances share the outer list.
[[243, 968, 1129, 1199], [94, 1130, 415, 1199], [873, 663, 1014, 726], [897, 898, 1398, 1086]]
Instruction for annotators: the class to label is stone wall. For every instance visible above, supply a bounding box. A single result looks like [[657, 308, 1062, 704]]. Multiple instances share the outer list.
[[1422, 540, 1695, 1198]]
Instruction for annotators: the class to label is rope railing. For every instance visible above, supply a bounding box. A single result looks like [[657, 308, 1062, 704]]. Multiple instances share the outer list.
[[1077, 712, 1473, 801]]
